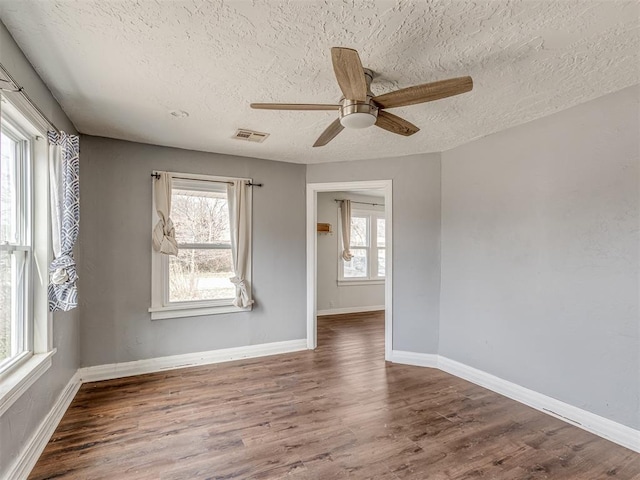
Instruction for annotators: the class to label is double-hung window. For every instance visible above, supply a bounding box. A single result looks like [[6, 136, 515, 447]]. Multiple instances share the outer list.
[[150, 173, 251, 319], [0, 94, 55, 417], [0, 114, 32, 374], [339, 209, 385, 284]]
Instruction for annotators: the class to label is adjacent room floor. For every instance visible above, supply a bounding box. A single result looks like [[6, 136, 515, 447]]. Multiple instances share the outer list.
[[29, 312, 639, 479]]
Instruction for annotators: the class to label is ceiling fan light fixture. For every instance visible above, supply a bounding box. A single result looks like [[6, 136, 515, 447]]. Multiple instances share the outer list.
[[339, 98, 378, 129], [340, 111, 377, 129]]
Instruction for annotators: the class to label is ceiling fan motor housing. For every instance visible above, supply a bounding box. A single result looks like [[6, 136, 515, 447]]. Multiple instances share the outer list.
[[339, 68, 378, 129], [339, 97, 378, 129]]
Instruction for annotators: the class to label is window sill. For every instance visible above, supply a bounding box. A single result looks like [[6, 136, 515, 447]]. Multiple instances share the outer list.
[[149, 304, 251, 320], [338, 279, 385, 286], [0, 349, 56, 417]]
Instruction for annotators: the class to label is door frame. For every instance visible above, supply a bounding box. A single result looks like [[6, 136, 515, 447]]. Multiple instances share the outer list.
[[306, 180, 393, 360]]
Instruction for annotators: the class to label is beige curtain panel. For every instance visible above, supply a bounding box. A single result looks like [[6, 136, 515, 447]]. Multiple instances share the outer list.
[[152, 172, 178, 256], [227, 180, 254, 308], [340, 199, 353, 261]]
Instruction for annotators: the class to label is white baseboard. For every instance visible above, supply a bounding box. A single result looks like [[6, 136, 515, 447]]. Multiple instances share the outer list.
[[317, 305, 385, 316], [389, 350, 439, 368], [77, 339, 308, 383], [437, 356, 640, 453], [6, 372, 81, 480]]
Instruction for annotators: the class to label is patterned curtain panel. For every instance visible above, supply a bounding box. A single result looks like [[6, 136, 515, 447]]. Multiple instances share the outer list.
[[48, 131, 80, 312]]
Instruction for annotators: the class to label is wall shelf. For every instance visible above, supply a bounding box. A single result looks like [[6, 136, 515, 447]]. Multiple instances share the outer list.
[[317, 223, 332, 234]]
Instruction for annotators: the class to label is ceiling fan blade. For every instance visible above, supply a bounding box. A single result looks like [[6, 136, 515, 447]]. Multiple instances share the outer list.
[[250, 103, 341, 111], [331, 47, 368, 102], [375, 111, 420, 137], [313, 118, 344, 147], [373, 76, 473, 109]]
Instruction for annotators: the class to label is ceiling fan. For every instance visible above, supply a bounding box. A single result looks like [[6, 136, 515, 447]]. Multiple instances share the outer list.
[[250, 47, 473, 147]]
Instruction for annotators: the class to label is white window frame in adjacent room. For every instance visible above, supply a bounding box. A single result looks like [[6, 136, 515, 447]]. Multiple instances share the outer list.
[[338, 207, 386, 286], [149, 172, 252, 320], [0, 95, 55, 417]]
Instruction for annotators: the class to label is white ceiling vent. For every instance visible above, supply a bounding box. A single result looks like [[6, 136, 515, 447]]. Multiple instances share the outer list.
[[233, 129, 269, 143]]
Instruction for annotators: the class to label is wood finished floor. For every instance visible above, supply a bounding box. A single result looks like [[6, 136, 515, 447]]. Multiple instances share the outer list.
[[30, 311, 639, 479]]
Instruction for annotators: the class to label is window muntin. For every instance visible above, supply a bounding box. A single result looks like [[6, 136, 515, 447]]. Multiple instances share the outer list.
[[339, 208, 385, 282], [0, 118, 32, 373]]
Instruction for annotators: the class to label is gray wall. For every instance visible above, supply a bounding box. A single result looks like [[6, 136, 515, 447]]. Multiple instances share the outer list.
[[440, 85, 640, 429], [79, 136, 307, 367], [317, 191, 385, 312], [307, 153, 442, 354], [0, 20, 80, 478]]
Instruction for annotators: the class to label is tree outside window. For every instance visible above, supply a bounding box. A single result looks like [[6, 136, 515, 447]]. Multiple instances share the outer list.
[[169, 184, 234, 302]]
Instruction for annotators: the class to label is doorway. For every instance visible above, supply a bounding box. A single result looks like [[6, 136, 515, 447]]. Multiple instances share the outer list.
[[306, 180, 392, 360]]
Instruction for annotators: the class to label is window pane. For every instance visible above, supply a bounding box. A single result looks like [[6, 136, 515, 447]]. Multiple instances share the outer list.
[[350, 216, 368, 247], [0, 127, 27, 369], [0, 250, 13, 363], [172, 189, 230, 244], [0, 250, 25, 364], [344, 248, 367, 278], [377, 218, 385, 247], [1, 132, 18, 244], [377, 248, 385, 277], [169, 248, 235, 302]]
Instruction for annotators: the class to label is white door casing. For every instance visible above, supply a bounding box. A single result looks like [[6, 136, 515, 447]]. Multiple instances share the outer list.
[[306, 180, 393, 360]]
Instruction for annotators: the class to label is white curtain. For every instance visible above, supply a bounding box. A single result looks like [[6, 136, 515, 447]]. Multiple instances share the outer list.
[[48, 131, 80, 311], [227, 180, 253, 308], [152, 172, 178, 255], [340, 200, 353, 261]]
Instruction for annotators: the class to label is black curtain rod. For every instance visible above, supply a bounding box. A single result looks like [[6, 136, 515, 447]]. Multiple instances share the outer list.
[[334, 199, 384, 207], [0, 63, 61, 134], [151, 173, 262, 187]]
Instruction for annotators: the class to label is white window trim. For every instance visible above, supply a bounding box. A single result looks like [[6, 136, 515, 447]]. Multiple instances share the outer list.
[[0, 95, 54, 415], [149, 171, 252, 320], [0, 349, 55, 417], [338, 207, 386, 285]]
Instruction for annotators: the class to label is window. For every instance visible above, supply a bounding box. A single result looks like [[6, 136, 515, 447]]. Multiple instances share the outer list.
[[0, 95, 54, 417], [339, 209, 385, 284], [0, 96, 55, 415], [0, 115, 32, 374], [170, 179, 235, 302], [149, 173, 252, 319]]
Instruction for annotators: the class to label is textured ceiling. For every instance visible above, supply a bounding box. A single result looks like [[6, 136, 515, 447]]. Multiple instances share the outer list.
[[0, 0, 638, 164]]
